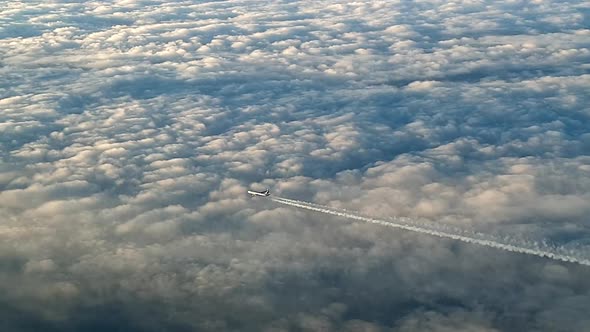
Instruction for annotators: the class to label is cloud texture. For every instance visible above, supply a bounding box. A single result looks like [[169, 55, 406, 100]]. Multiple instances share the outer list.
[[1, 0, 590, 331]]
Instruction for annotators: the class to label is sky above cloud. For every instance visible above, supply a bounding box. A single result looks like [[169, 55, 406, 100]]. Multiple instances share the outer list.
[[1, 0, 590, 331]]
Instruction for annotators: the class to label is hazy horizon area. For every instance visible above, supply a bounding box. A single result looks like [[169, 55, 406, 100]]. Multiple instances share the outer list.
[[1, 0, 590, 331]]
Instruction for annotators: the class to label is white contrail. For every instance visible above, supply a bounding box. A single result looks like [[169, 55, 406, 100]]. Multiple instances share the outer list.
[[270, 196, 590, 266]]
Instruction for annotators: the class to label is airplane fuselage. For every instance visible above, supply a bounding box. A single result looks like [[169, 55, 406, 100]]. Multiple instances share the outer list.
[[248, 189, 270, 197]]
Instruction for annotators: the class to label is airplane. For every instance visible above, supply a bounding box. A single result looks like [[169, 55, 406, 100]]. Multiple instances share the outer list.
[[247, 188, 270, 197]]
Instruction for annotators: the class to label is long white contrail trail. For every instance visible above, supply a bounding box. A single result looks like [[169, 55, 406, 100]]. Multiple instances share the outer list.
[[270, 196, 590, 266]]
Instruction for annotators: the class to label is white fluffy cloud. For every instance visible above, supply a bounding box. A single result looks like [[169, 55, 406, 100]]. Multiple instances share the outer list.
[[1, 0, 589, 331]]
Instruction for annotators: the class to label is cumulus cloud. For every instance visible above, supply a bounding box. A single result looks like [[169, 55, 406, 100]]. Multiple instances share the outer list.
[[1, 0, 590, 331]]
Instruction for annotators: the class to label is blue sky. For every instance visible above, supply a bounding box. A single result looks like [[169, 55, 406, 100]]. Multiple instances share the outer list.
[[1, 0, 590, 331]]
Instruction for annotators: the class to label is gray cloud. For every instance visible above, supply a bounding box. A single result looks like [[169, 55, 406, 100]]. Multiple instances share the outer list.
[[1, 0, 590, 331]]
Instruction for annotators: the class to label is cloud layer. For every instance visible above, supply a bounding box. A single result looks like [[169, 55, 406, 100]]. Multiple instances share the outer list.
[[1, 0, 590, 331]]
